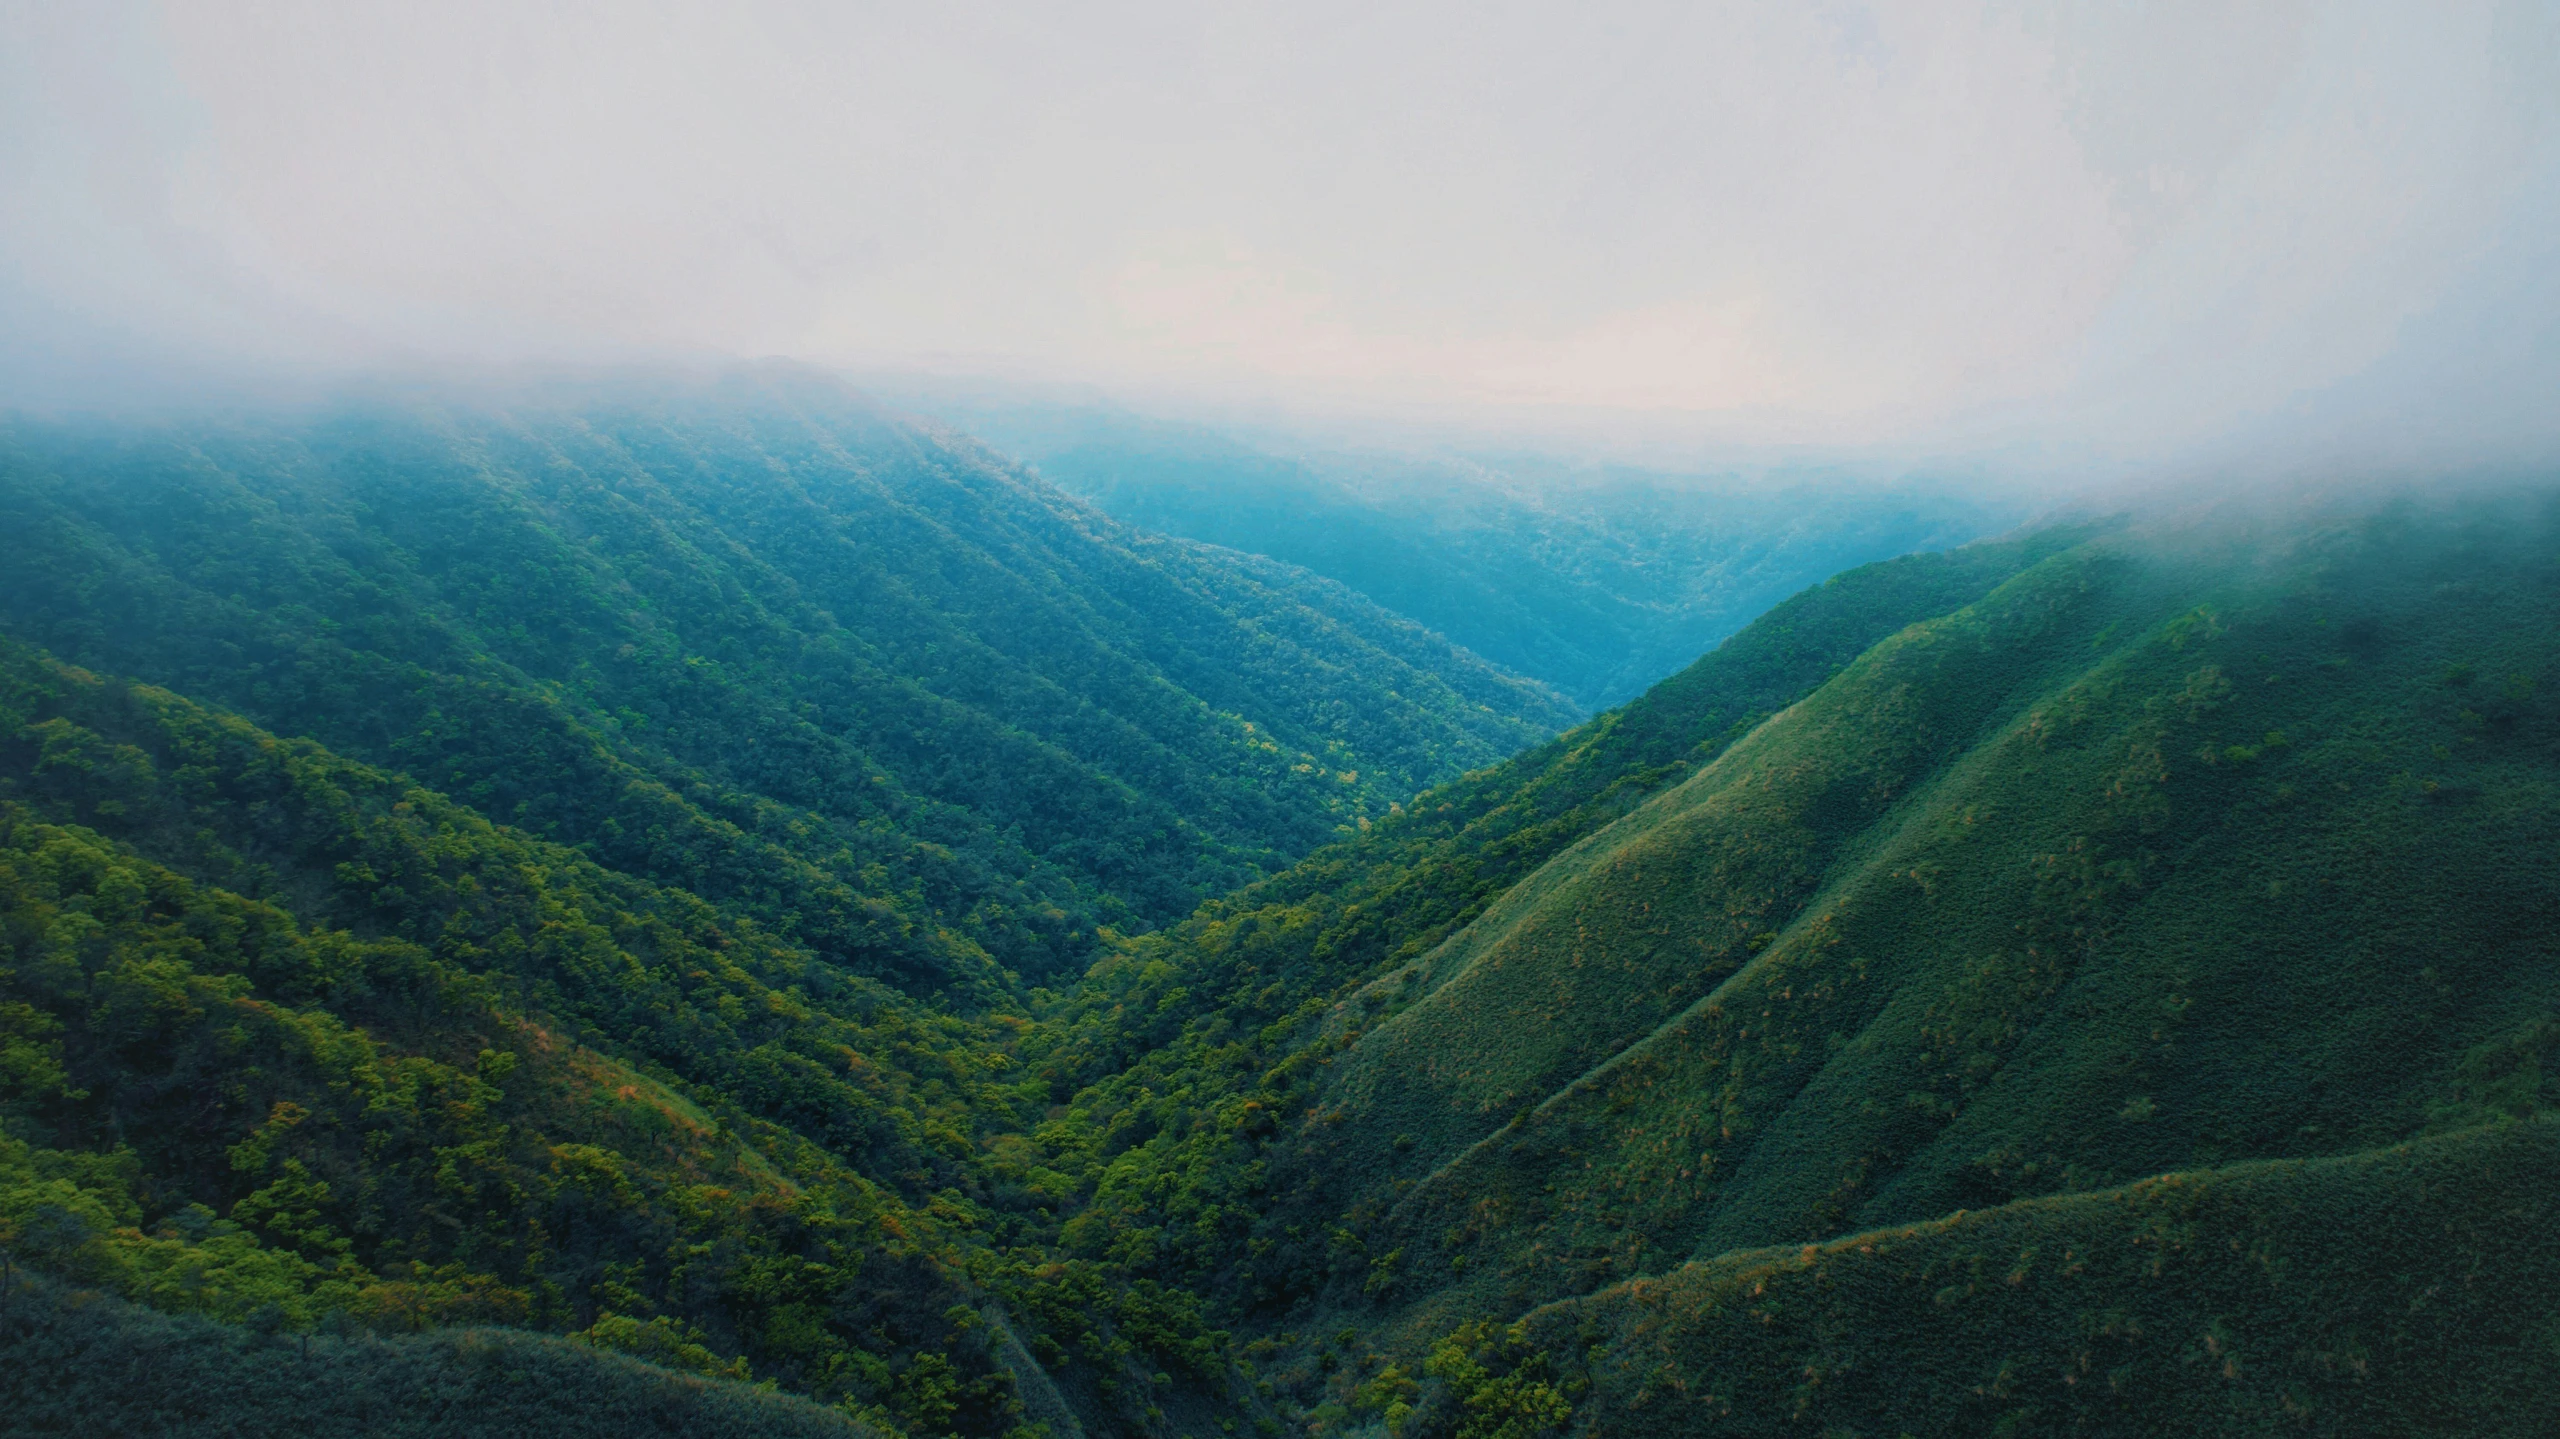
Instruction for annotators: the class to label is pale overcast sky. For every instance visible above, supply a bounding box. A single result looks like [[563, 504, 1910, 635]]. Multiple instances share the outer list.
[[4, 1, 2556, 464]]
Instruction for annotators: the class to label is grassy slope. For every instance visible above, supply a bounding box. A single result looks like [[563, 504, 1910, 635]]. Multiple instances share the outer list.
[[1030, 528, 2087, 1084], [1233, 498, 2560, 1418], [1289, 541, 2173, 1227], [0, 368, 1572, 990]]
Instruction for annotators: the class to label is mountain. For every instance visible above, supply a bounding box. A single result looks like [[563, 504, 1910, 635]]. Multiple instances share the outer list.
[[6, 412, 2558, 1439], [0, 367, 1575, 991], [993, 491, 2560, 1435], [863, 386, 2016, 709]]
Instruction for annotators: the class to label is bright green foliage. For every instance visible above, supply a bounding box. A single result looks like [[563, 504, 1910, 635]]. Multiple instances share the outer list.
[[0, 641, 1217, 1435], [1420, 1321, 1575, 1439], [581, 1311, 755, 1380]]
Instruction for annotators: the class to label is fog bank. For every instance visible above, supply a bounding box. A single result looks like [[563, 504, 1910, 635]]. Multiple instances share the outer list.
[[4, 1, 2555, 476]]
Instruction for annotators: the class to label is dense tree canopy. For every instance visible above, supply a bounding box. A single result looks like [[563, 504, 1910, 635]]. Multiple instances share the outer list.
[[0, 369, 1573, 992]]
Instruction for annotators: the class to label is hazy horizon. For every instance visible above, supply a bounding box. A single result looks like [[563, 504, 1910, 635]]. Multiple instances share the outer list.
[[6, 1, 2558, 483]]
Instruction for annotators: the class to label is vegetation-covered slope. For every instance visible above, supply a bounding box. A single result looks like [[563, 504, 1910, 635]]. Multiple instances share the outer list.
[[0, 367, 1573, 992], [7, 443, 2558, 1439], [0, 503, 2099, 1436], [972, 494, 2560, 1437], [0, 640, 1225, 1437], [1298, 500, 2560, 1337], [1000, 528, 2097, 1289], [869, 386, 2013, 708]]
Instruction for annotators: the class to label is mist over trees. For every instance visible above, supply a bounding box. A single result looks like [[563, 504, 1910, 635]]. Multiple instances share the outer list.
[[5, 4, 2559, 1433]]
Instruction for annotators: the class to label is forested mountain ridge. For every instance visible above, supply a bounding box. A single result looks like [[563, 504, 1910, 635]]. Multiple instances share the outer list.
[[0, 482, 2085, 1435], [3, 1272, 887, 1438], [7, 394, 2559, 1439], [0, 367, 1574, 992], [968, 493, 2560, 1436], [1136, 493, 2560, 1434], [0, 635, 1231, 1435], [997, 527, 2103, 1281], [1531, 1119, 2559, 1436]]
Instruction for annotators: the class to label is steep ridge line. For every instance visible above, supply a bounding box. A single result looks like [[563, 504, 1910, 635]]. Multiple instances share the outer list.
[[1211, 495, 2560, 1434], [1268, 541, 2176, 1287], [1361, 550, 2213, 1332]]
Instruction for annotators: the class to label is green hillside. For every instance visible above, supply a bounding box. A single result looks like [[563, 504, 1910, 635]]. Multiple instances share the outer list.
[[1284, 498, 2560, 1335], [0, 367, 1574, 992], [1001, 527, 2098, 1295], [6, 426, 2558, 1439], [988, 493, 2560, 1436]]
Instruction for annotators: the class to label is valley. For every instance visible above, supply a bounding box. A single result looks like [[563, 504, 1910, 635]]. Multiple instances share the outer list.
[[4, 381, 2555, 1438]]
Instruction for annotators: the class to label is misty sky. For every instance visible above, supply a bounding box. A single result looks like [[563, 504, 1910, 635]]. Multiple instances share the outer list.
[[5, 1, 2557, 464]]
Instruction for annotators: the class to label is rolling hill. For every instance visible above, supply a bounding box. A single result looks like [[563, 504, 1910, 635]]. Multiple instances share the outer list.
[[1526, 1119, 2559, 1436]]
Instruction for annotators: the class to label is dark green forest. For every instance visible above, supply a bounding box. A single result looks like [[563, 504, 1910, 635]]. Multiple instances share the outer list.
[[0, 367, 1574, 990], [4, 382, 2556, 1437]]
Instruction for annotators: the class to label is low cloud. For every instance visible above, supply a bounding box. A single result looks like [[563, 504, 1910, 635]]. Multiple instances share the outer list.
[[3, 0, 2554, 474]]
